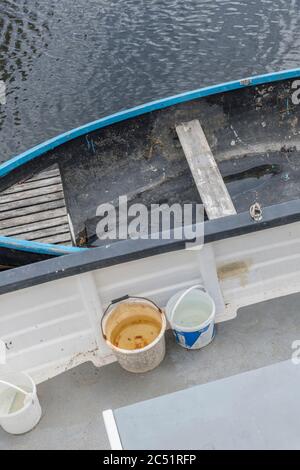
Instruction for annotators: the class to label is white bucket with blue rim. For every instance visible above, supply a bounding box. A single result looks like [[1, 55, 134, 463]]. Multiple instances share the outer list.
[[166, 285, 216, 350]]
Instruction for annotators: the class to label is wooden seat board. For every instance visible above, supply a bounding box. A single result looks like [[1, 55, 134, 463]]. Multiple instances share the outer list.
[[0, 165, 72, 246]]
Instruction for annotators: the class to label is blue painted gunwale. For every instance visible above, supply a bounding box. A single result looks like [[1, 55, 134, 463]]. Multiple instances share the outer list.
[[1, 67, 300, 257], [0, 235, 88, 255]]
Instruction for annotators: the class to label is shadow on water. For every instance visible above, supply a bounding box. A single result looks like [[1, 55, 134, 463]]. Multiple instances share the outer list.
[[0, 0, 300, 162]]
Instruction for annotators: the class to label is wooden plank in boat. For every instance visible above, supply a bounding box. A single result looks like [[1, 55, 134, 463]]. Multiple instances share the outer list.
[[16, 224, 71, 241], [1, 176, 62, 195], [176, 119, 236, 219], [0, 199, 66, 221], [1, 216, 69, 237], [0, 165, 73, 246], [0, 183, 63, 204], [0, 207, 68, 230], [0, 191, 65, 212], [36, 232, 75, 245], [29, 166, 61, 182]]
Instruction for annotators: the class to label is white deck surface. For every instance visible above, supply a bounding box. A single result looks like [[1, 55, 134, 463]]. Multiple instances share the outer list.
[[1, 292, 300, 450]]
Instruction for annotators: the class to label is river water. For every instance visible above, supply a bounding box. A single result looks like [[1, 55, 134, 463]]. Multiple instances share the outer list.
[[0, 0, 299, 163]]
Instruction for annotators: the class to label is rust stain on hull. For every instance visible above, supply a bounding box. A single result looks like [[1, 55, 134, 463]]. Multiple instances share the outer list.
[[218, 260, 251, 287]]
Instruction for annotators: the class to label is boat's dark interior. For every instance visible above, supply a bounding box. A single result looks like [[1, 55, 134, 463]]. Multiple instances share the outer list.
[[0, 77, 300, 254], [0, 248, 49, 271]]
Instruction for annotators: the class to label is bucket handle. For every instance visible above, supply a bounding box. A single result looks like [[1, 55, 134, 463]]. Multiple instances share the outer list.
[[0, 340, 31, 397], [0, 379, 30, 397], [170, 284, 206, 323], [0, 339, 6, 365], [101, 295, 162, 340]]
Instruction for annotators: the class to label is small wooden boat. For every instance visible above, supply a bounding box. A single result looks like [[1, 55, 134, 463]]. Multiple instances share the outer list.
[[1, 69, 300, 383]]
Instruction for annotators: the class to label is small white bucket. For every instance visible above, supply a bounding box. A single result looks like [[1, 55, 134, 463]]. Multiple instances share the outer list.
[[0, 341, 42, 435], [166, 285, 216, 350], [102, 295, 166, 373]]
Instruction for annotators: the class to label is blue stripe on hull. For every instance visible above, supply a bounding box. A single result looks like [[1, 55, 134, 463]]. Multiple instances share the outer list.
[[0, 235, 88, 256]]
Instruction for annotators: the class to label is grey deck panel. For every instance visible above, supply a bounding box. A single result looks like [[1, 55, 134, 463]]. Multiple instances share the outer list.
[[0, 165, 72, 246], [113, 360, 300, 450]]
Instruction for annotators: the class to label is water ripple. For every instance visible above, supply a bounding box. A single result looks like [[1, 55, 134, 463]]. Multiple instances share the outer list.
[[0, 0, 299, 162]]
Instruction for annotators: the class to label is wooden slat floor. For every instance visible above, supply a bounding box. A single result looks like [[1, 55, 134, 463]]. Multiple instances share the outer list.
[[0, 164, 73, 246]]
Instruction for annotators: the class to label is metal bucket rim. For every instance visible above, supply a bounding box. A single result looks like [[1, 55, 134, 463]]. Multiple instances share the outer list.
[[166, 288, 215, 332], [103, 300, 167, 355]]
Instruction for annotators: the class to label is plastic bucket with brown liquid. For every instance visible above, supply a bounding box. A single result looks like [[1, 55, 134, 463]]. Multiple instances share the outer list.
[[101, 295, 166, 373]]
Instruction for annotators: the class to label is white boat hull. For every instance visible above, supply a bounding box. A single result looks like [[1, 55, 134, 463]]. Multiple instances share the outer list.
[[1, 220, 300, 384]]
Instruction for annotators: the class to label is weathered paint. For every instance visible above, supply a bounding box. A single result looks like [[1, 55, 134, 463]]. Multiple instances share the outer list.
[[217, 260, 251, 287]]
